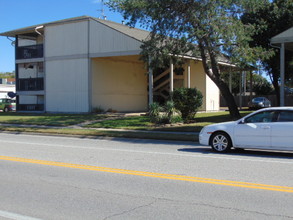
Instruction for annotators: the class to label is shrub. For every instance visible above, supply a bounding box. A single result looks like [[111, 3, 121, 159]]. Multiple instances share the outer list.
[[164, 100, 176, 124], [171, 87, 203, 123], [93, 106, 105, 113], [148, 102, 162, 123]]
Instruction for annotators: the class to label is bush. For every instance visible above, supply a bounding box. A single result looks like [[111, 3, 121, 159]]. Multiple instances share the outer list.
[[171, 87, 203, 123], [163, 100, 176, 124], [148, 102, 162, 123], [93, 106, 105, 113]]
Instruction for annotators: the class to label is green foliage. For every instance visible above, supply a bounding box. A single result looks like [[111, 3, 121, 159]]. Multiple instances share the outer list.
[[92, 106, 105, 113], [163, 100, 176, 124], [241, 0, 293, 102], [107, 0, 269, 119], [252, 74, 274, 95], [171, 88, 203, 123], [149, 101, 183, 124], [221, 72, 273, 95], [0, 71, 15, 79], [148, 102, 162, 123]]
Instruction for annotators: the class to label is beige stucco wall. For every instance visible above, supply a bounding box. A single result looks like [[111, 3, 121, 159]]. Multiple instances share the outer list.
[[91, 55, 148, 112], [185, 60, 220, 111], [205, 75, 220, 111]]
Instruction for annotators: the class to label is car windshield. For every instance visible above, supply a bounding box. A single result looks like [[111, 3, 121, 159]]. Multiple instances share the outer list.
[[253, 97, 264, 102], [245, 111, 275, 123]]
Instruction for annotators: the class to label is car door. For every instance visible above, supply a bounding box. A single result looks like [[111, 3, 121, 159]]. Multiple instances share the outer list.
[[271, 110, 293, 150], [233, 110, 276, 148], [0, 99, 4, 110]]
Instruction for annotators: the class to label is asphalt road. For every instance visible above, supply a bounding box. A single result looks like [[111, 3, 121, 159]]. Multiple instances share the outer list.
[[0, 133, 292, 220]]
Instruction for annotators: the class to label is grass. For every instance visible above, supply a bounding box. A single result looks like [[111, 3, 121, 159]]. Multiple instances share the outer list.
[[0, 126, 197, 142], [84, 116, 152, 129], [0, 111, 253, 134], [0, 112, 108, 126], [86, 111, 253, 132], [0, 110, 252, 141]]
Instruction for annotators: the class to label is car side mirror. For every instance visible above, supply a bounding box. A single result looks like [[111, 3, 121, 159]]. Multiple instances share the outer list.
[[238, 119, 245, 124]]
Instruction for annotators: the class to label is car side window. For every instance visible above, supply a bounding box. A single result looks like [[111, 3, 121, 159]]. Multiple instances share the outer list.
[[277, 111, 293, 122], [245, 111, 275, 123]]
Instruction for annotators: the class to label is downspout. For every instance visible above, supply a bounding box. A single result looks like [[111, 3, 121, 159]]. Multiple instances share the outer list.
[[34, 25, 45, 111], [6, 36, 15, 46], [35, 26, 44, 36]]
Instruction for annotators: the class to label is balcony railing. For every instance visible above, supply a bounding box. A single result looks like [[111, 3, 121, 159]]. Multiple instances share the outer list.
[[17, 78, 44, 91], [16, 44, 43, 60], [17, 104, 44, 111]]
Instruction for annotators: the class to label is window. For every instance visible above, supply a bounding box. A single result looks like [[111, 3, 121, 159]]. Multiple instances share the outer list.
[[277, 111, 293, 122], [245, 111, 276, 123]]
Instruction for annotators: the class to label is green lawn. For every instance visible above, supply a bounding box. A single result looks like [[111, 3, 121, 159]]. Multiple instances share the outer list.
[[86, 111, 252, 132], [0, 112, 108, 126], [0, 111, 252, 132]]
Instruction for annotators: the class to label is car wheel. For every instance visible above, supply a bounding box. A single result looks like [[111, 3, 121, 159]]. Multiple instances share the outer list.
[[4, 107, 9, 112], [210, 132, 232, 153]]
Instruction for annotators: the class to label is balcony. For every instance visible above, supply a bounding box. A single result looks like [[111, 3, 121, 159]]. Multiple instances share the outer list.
[[16, 44, 43, 60], [17, 78, 44, 91], [17, 104, 44, 111]]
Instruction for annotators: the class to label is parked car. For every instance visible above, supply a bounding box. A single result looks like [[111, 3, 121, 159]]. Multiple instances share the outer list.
[[248, 97, 271, 109], [199, 107, 293, 152], [0, 98, 16, 112], [285, 87, 293, 94]]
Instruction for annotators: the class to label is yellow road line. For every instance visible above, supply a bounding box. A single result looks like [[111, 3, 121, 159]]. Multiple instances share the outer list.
[[1, 155, 293, 193]]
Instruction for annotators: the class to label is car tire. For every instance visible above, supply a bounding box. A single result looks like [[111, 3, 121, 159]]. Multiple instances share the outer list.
[[210, 132, 232, 153], [4, 107, 9, 112]]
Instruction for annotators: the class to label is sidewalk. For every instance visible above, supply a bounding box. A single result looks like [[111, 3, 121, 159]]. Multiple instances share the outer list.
[[0, 123, 199, 142]]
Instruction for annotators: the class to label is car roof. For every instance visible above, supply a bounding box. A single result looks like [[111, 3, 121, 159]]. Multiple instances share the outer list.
[[258, 107, 293, 111]]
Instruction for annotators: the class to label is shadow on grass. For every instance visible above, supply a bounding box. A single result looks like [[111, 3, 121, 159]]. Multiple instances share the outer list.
[[195, 111, 252, 123]]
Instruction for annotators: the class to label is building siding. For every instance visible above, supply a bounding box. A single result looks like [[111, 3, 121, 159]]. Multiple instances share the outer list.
[[45, 21, 88, 58], [46, 59, 89, 112], [89, 20, 142, 56]]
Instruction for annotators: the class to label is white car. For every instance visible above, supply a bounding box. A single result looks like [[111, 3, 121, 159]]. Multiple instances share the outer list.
[[199, 107, 293, 152]]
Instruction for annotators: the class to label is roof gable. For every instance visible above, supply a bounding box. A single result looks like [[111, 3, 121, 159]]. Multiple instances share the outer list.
[[0, 16, 150, 42]]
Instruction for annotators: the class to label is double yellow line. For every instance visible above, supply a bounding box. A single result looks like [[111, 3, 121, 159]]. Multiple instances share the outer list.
[[1, 155, 293, 193]]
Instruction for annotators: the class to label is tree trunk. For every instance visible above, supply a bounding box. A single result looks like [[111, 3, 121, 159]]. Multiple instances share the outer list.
[[198, 40, 241, 119], [217, 80, 241, 119], [272, 75, 280, 106]]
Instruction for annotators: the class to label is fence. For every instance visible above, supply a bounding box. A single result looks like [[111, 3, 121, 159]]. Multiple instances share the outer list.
[[220, 95, 293, 108]]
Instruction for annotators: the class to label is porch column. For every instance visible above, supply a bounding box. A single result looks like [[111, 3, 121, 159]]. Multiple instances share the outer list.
[[280, 43, 285, 106], [170, 59, 174, 93], [229, 69, 232, 92], [170, 60, 174, 92], [148, 58, 153, 105], [239, 71, 243, 110], [250, 70, 253, 101], [187, 60, 191, 88]]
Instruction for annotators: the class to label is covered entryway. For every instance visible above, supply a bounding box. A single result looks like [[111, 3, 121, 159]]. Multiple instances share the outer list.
[[271, 27, 293, 106]]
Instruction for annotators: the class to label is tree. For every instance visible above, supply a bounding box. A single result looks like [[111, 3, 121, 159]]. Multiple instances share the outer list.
[[108, 0, 268, 119], [221, 71, 273, 95], [242, 0, 293, 105], [0, 71, 15, 78], [171, 87, 203, 123]]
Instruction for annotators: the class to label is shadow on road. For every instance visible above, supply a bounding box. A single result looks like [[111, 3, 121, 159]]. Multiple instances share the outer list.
[[178, 147, 293, 159]]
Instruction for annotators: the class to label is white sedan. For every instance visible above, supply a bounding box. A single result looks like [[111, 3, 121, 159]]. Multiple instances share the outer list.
[[199, 107, 293, 152]]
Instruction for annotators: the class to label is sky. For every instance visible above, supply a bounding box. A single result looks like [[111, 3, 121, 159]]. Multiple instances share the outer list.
[[0, 0, 125, 73]]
